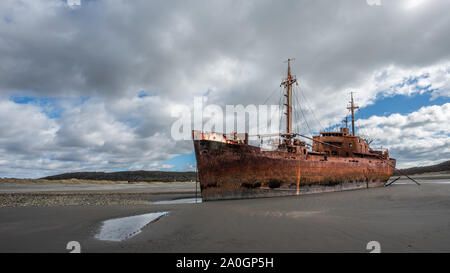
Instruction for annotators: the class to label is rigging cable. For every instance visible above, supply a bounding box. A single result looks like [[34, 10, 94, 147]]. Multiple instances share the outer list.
[[293, 86, 312, 134], [293, 88, 305, 134], [292, 89, 301, 134], [278, 86, 284, 134], [262, 85, 282, 105], [296, 84, 324, 132]]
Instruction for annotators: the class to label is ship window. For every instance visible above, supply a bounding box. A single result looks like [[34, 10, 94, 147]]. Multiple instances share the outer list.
[[349, 143, 352, 147], [303, 149, 306, 155]]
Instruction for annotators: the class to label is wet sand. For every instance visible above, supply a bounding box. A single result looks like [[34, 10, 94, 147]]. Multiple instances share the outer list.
[[0, 177, 449, 252]]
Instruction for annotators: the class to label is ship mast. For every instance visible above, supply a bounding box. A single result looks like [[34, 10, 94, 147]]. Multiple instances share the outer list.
[[347, 92, 359, 136], [280, 59, 297, 135]]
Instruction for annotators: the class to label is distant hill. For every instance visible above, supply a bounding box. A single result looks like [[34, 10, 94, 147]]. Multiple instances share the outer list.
[[41, 170, 197, 182], [394, 160, 450, 175], [39, 160, 450, 182]]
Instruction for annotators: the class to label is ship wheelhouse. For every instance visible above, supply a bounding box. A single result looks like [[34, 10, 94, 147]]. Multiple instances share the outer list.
[[312, 127, 389, 159]]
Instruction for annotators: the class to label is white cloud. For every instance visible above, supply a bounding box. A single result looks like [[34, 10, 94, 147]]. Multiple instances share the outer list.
[[360, 62, 450, 102], [0, 100, 58, 155], [0, 96, 191, 178], [357, 103, 450, 168]]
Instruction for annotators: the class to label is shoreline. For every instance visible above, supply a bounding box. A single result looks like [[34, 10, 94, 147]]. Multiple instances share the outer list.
[[1, 173, 448, 207]]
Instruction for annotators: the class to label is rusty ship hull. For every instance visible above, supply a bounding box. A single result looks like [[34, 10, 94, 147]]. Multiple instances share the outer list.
[[193, 59, 396, 201], [193, 135, 396, 201]]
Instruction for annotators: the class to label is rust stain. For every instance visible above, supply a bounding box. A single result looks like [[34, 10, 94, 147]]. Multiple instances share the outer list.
[[296, 158, 301, 195]]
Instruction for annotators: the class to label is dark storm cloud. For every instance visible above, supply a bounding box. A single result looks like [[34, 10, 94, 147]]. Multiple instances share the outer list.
[[2, 0, 448, 101]]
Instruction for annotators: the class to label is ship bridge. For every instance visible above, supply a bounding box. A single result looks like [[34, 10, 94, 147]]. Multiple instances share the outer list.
[[313, 127, 367, 157]]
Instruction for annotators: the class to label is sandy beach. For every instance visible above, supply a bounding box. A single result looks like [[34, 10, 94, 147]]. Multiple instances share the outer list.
[[0, 176, 449, 253]]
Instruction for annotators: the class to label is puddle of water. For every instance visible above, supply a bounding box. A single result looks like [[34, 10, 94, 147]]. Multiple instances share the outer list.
[[95, 211, 168, 242], [153, 198, 202, 205]]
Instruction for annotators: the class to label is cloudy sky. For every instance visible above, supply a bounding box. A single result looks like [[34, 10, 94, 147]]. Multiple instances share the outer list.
[[0, 0, 449, 178]]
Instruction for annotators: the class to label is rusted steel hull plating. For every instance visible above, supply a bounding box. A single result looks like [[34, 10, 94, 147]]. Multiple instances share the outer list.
[[193, 137, 396, 201], [194, 60, 396, 201]]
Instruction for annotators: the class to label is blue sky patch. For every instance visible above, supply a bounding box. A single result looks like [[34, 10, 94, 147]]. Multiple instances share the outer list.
[[137, 90, 159, 98], [164, 152, 196, 171], [324, 91, 450, 132], [10, 95, 91, 119], [137, 90, 149, 98], [357, 92, 449, 120], [11, 96, 64, 119]]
